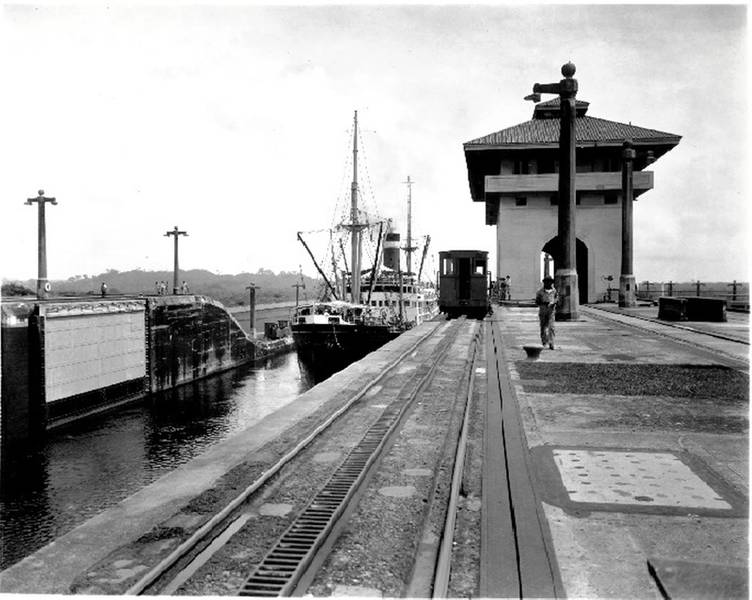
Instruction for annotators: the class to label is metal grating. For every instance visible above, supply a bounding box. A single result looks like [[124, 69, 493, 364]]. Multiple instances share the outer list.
[[238, 405, 402, 596]]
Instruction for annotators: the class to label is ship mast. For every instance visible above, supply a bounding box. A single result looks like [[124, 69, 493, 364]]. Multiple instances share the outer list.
[[350, 111, 362, 303], [403, 175, 418, 277]]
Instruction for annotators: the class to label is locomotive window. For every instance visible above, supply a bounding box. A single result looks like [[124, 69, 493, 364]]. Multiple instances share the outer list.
[[441, 257, 455, 275], [515, 197, 527, 207], [474, 259, 487, 275]]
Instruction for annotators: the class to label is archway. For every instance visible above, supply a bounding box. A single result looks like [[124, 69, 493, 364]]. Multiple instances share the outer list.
[[541, 236, 589, 304]]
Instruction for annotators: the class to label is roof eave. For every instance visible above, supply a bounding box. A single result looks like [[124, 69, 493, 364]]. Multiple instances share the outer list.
[[463, 137, 681, 151]]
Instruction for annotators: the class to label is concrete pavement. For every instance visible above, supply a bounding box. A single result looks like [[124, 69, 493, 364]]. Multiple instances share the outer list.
[[493, 303, 748, 598]]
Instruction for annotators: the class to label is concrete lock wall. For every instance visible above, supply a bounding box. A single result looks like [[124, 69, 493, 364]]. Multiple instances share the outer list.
[[146, 296, 255, 393], [1, 304, 39, 446], [496, 194, 621, 302], [39, 300, 148, 424], [2, 295, 291, 442], [44, 308, 146, 403]]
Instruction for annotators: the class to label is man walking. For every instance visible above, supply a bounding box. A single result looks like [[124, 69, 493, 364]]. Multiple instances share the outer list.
[[535, 276, 559, 349]]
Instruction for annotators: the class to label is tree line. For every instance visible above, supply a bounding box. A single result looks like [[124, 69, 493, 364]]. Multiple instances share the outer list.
[[2, 268, 321, 306]]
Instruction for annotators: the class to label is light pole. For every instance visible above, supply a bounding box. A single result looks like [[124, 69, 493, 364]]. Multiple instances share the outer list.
[[164, 226, 187, 295], [619, 139, 637, 307], [526, 61, 579, 320], [25, 190, 58, 300], [246, 283, 258, 338]]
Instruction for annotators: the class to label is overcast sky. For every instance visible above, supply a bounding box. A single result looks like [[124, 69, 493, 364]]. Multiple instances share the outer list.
[[0, 3, 747, 283]]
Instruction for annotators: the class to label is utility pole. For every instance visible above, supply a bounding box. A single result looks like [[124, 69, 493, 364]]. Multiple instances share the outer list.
[[246, 283, 258, 338], [164, 226, 188, 294], [25, 189, 58, 300], [526, 62, 579, 320], [402, 176, 418, 276]]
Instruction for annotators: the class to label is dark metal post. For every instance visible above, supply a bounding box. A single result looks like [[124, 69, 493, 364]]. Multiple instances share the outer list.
[[246, 284, 258, 338], [528, 62, 579, 320], [25, 190, 58, 299], [727, 280, 738, 301], [695, 280, 704, 296], [668, 280, 674, 296], [558, 69, 578, 318], [164, 226, 187, 294], [619, 139, 637, 307]]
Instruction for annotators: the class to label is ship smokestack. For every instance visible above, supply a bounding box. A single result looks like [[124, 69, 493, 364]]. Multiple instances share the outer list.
[[383, 232, 401, 271]]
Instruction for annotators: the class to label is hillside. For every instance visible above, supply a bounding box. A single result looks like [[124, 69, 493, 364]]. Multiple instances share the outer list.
[[3, 269, 322, 306]]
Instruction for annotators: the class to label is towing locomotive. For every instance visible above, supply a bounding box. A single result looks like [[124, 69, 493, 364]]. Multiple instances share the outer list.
[[438, 250, 490, 318]]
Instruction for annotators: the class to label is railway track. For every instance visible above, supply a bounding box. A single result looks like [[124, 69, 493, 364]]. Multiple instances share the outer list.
[[121, 317, 482, 597], [580, 305, 749, 369]]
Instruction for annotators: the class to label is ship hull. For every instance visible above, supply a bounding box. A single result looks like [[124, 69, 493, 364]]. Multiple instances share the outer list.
[[292, 322, 401, 380]]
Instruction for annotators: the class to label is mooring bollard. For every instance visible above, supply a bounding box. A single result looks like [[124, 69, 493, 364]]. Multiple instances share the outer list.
[[523, 345, 544, 359]]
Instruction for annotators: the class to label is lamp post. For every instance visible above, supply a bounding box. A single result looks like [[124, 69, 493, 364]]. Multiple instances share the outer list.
[[164, 226, 187, 295], [246, 283, 258, 338], [619, 139, 637, 307], [526, 62, 579, 320], [25, 189, 58, 300]]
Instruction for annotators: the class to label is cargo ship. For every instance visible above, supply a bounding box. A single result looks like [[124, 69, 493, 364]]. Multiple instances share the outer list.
[[292, 111, 437, 378]]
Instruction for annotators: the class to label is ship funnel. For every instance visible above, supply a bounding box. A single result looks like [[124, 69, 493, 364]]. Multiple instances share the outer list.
[[383, 232, 401, 271]]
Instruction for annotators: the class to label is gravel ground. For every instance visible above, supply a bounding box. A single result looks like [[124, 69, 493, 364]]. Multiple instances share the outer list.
[[172, 341, 448, 596], [306, 323, 479, 597], [515, 362, 749, 400]]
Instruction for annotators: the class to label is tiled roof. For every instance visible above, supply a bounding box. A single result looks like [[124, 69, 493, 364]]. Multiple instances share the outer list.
[[535, 97, 589, 109], [465, 115, 681, 147], [533, 97, 590, 119]]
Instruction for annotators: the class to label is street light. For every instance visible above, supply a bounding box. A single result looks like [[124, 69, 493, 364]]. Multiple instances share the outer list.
[[25, 190, 58, 300], [164, 226, 188, 295], [526, 62, 579, 320]]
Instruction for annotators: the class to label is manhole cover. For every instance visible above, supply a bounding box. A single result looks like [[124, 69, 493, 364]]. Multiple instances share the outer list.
[[553, 450, 731, 509]]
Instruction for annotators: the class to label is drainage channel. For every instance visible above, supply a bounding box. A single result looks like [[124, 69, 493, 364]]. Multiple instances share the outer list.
[[238, 323, 464, 597]]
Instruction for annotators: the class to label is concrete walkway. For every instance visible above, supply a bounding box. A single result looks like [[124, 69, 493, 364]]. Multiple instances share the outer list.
[[493, 304, 748, 598]]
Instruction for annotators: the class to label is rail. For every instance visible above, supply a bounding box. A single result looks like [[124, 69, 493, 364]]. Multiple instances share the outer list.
[[125, 320, 452, 595], [581, 305, 749, 369]]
